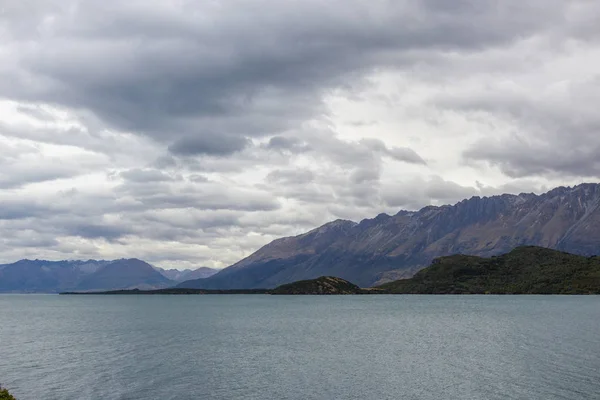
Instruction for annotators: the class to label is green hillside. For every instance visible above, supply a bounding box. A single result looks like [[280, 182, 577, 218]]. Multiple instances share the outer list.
[[378, 246, 600, 294]]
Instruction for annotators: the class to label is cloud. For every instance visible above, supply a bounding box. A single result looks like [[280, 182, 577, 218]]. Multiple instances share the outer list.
[[119, 168, 178, 183], [430, 48, 600, 179], [0, 200, 55, 220], [0, 0, 571, 147], [381, 176, 478, 210], [265, 136, 311, 153], [169, 134, 250, 156], [361, 138, 427, 165], [266, 169, 315, 185], [70, 223, 133, 242], [0, 139, 107, 188]]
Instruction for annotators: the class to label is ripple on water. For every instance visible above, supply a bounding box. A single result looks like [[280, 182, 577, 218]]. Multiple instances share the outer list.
[[1, 295, 600, 400]]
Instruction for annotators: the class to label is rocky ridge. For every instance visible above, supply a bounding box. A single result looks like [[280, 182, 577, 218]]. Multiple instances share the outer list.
[[179, 183, 600, 289]]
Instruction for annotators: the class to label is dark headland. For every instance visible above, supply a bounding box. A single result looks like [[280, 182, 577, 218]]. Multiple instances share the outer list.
[[380, 246, 600, 294], [61, 246, 600, 295]]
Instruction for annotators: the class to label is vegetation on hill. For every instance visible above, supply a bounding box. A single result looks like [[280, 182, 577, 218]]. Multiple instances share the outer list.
[[271, 276, 364, 294], [0, 386, 16, 400], [378, 246, 600, 294]]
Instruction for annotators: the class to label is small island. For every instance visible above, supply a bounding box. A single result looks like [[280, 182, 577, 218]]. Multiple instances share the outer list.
[[271, 276, 366, 295]]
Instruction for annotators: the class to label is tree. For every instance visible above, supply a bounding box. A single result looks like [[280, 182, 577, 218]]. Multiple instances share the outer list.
[[0, 385, 16, 400]]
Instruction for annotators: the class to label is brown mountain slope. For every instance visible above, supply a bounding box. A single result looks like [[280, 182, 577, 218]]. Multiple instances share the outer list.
[[179, 183, 600, 289]]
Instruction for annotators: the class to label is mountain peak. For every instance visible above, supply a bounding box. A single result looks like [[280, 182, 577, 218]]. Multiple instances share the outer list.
[[310, 219, 356, 233]]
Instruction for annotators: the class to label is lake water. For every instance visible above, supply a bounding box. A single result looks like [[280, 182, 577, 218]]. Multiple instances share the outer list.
[[1, 295, 599, 400]]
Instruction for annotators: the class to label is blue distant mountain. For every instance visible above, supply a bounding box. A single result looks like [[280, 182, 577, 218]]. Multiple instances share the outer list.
[[0, 259, 215, 293]]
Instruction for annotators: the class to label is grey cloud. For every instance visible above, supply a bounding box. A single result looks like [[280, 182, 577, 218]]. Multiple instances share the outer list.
[[168, 134, 250, 156], [0, 200, 55, 220], [464, 139, 600, 179], [257, 181, 337, 205], [266, 169, 315, 185], [350, 167, 380, 184], [380, 190, 419, 210], [265, 136, 311, 153], [0, 168, 74, 189], [423, 176, 478, 202], [267, 136, 299, 149], [387, 147, 427, 165], [146, 211, 240, 231], [0, 127, 116, 191], [361, 138, 427, 165], [132, 211, 242, 241], [120, 168, 178, 183], [188, 174, 209, 183], [442, 75, 600, 178], [2, 236, 60, 249], [69, 223, 133, 241], [0, 117, 159, 158], [382, 177, 478, 210], [475, 180, 551, 197], [0, 141, 85, 188], [347, 120, 377, 127], [114, 179, 281, 212], [14, 104, 55, 121], [0, 0, 573, 152]]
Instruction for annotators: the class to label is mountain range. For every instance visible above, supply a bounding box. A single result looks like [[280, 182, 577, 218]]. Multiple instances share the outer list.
[[177, 183, 600, 289], [61, 246, 600, 296], [0, 259, 217, 293], [153, 266, 219, 282], [3, 183, 600, 293]]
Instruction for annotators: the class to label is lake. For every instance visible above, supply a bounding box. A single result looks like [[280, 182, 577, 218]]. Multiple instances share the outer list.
[[1, 295, 599, 399]]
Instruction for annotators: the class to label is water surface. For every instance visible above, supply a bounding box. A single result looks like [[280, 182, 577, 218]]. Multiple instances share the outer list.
[[1, 295, 599, 399]]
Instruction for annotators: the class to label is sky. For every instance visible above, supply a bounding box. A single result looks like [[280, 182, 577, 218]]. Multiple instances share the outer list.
[[1, 0, 599, 269]]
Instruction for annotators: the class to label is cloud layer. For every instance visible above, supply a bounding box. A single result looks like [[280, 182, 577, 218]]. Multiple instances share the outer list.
[[1, 0, 599, 268]]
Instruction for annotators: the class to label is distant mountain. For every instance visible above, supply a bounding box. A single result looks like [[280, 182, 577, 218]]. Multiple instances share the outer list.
[[154, 267, 193, 281], [154, 266, 219, 282], [178, 183, 600, 289], [75, 259, 174, 291], [180, 267, 220, 281], [0, 260, 110, 293], [379, 246, 600, 294], [0, 258, 173, 293]]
